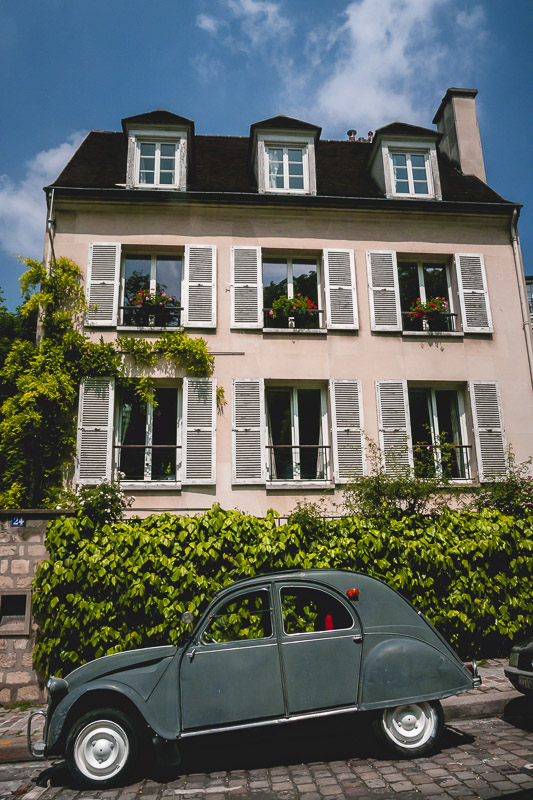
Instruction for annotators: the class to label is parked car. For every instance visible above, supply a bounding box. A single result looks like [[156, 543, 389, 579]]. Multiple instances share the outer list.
[[28, 569, 480, 787], [505, 635, 533, 695]]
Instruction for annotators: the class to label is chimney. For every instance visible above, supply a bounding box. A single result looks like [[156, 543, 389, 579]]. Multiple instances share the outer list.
[[432, 88, 486, 183]]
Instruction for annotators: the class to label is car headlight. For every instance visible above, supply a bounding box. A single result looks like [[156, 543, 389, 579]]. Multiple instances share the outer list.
[[46, 677, 68, 701], [509, 652, 519, 668]]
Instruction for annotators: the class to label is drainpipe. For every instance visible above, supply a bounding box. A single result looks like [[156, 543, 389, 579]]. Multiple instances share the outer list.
[[36, 189, 57, 343], [511, 208, 533, 390]]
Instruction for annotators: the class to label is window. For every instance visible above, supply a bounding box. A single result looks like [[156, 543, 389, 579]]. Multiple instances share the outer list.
[[398, 260, 454, 332], [136, 140, 179, 187], [263, 256, 321, 329], [390, 151, 431, 196], [265, 386, 329, 481], [203, 590, 272, 643], [280, 587, 353, 635], [121, 254, 182, 327], [266, 146, 307, 192], [0, 591, 31, 636], [408, 387, 470, 479], [118, 384, 181, 483]]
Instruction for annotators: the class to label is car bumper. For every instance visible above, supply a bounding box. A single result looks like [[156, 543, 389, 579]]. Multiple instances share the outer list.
[[504, 665, 533, 694], [27, 710, 47, 758]]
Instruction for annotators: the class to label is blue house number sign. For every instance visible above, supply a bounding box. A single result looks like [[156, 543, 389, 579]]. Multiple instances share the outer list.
[[11, 517, 25, 527]]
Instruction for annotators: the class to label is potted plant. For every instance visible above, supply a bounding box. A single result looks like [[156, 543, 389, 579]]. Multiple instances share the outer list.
[[269, 294, 319, 328], [128, 288, 174, 326], [408, 297, 449, 331]]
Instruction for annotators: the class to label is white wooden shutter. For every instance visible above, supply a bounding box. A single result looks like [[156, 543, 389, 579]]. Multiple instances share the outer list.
[[455, 254, 493, 333], [85, 243, 121, 326], [367, 251, 401, 331], [330, 380, 364, 482], [76, 378, 115, 484], [469, 381, 507, 481], [323, 250, 358, 329], [183, 245, 216, 328], [232, 379, 265, 483], [231, 246, 262, 328], [182, 378, 216, 484], [376, 380, 413, 472]]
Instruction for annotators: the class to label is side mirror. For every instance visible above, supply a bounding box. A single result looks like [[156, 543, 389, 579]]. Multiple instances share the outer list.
[[181, 611, 195, 626]]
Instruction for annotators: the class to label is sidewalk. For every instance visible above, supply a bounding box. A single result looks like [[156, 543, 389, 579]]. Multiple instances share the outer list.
[[0, 659, 524, 764]]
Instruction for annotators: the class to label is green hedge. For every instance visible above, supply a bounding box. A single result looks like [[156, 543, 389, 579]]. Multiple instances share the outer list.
[[33, 505, 533, 678]]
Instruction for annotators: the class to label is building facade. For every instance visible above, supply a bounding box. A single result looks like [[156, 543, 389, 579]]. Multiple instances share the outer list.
[[44, 88, 533, 518]]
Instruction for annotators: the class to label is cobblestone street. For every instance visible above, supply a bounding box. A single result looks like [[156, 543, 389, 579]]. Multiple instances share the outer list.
[[1, 713, 533, 800]]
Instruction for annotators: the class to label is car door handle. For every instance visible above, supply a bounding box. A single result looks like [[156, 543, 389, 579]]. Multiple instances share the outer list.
[[353, 635, 363, 644], [188, 648, 196, 662]]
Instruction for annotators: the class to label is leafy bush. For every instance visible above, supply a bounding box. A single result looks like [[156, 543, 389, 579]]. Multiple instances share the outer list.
[[468, 450, 533, 516], [33, 504, 533, 678]]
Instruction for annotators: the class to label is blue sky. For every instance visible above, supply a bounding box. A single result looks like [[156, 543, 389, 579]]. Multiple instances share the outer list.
[[1, 0, 532, 309]]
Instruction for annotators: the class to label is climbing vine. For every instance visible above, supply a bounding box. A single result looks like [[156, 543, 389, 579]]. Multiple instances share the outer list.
[[0, 257, 214, 509]]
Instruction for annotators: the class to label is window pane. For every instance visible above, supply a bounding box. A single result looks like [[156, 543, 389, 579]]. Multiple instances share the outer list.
[[268, 149, 284, 188], [288, 176, 304, 189], [263, 259, 288, 317], [151, 388, 177, 481], [140, 143, 156, 156], [288, 149, 303, 163], [292, 260, 318, 302], [413, 179, 429, 194], [297, 389, 323, 479], [156, 256, 182, 325], [139, 143, 156, 184], [435, 390, 463, 478], [392, 153, 407, 167], [124, 257, 151, 325], [160, 143, 175, 157], [398, 262, 422, 330], [422, 264, 448, 300], [266, 388, 293, 479], [411, 154, 425, 168], [119, 388, 147, 481], [408, 389, 436, 477], [281, 587, 353, 635], [204, 590, 272, 643]]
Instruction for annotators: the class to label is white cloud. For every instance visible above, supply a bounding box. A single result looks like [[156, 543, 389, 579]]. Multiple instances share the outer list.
[[457, 5, 485, 30], [196, 13, 226, 35], [225, 0, 292, 47], [0, 132, 86, 261]]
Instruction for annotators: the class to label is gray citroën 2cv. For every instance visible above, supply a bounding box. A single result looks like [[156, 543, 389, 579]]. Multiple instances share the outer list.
[[29, 570, 479, 787]]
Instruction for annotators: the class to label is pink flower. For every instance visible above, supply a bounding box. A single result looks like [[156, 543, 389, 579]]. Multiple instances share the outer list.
[[161, 293, 166, 297], [269, 310, 274, 316], [159, 302, 163, 306]]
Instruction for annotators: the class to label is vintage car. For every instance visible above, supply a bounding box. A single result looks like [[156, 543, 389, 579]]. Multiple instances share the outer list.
[[28, 569, 480, 787], [505, 635, 533, 695]]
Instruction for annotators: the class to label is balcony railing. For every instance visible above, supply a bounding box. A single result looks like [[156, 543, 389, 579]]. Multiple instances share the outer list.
[[263, 308, 323, 330], [266, 444, 331, 481], [413, 443, 471, 480], [115, 444, 182, 482], [119, 305, 183, 328], [402, 311, 458, 333]]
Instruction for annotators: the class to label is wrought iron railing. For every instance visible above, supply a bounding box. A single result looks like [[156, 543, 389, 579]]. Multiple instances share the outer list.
[[263, 307, 324, 330], [266, 444, 331, 481], [114, 444, 182, 482], [119, 305, 183, 327], [401, 311, 457, 333], [413, 443, 471, 480]]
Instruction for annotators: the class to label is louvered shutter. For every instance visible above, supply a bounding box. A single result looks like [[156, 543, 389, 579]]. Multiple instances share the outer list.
[[231, 246, 262, 328], [323, 250, 358, 329], [183, 245, 216, 327], [469, 381, 507, 481], [455, 254, 493, 333], [367, 251, 401, 331], [85, 243, 121, 326], [376, 380, 413, 472], [76, 378, 115, 484], [182, 378, 216, 484], [330, 380, 364, 482], [232, 379, 265, 483]]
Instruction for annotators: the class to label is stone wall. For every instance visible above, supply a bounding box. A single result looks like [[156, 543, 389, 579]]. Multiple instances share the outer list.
[[0, 511, 72, 705]]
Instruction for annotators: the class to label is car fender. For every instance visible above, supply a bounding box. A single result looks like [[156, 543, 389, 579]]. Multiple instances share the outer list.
[[359, 634, 473, 710]]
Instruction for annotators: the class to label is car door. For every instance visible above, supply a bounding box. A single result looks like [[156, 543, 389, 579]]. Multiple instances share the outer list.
[[276, 582, 362, 714], [179, 586, 285, 730]]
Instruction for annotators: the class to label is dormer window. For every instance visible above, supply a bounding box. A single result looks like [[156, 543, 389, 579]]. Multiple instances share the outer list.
[[250, 115, 321, 197], [138, 141, 179, 186], [266, 146, 307, 192], [390, 151, 431, 196]]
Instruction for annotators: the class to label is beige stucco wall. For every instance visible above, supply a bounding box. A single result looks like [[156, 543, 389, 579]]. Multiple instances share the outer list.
[[47, 197, 533, 517]]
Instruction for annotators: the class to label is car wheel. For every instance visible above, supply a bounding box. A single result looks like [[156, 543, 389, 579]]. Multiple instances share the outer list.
[[65, 708, 139, 788], [374, 700, 443, 757]]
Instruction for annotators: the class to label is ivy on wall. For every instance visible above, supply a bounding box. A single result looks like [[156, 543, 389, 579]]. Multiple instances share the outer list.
[[32, 504, 533, 678], [0, 258, 214, 509]]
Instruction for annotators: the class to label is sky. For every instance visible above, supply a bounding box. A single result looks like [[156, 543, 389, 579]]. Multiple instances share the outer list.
[[0, 0, 532, 310]]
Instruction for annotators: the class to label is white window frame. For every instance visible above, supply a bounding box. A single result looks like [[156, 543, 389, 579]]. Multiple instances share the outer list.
[[127, 127, 188, 190], [120, 253, 183, 329], [379, 139, 441, 200], [117, 382, 183, 489], [398, 258, 454, 331], [256, 132, 316, 195], [265, 145, 308, 193], [263, 254, 322, 328], [409, 386, 470, 481], [265, 383, 330, 485]]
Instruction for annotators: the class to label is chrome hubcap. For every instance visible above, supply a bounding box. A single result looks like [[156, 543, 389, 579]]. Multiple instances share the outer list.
[[382, 702, 436, 749], [74, 720, 129, 780]]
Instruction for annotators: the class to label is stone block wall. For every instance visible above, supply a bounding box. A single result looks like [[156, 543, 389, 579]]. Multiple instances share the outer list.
[[0, 511, 72, 705]]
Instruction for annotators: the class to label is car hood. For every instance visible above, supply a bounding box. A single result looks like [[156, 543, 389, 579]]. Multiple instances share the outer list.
[[64, 645, 178, 691]]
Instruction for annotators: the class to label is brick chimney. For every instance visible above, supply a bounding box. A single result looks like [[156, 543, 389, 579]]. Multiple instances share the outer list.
[[432, 88, 486, 183]]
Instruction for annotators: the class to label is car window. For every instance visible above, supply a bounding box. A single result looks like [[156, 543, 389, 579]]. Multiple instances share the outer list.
[[281, 587, 354, 635], [202, 589, 273, 643]]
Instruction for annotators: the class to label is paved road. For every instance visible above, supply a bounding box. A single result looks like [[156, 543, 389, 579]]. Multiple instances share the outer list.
[[2, 710, 533, 800]]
